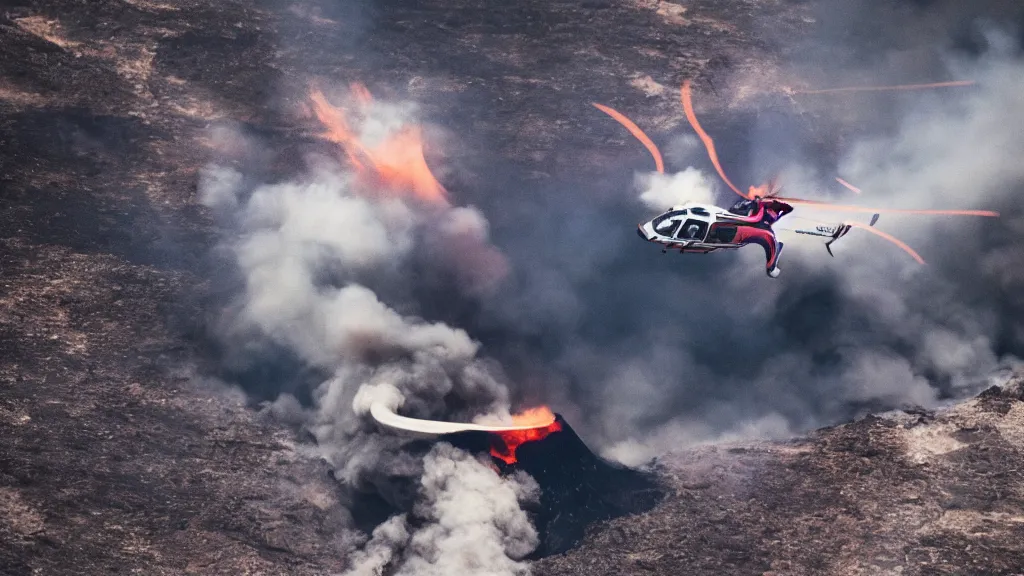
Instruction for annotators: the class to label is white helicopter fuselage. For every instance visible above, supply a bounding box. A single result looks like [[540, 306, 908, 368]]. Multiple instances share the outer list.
[[637, 200, 861, 256], [636, 201, 748, 251]]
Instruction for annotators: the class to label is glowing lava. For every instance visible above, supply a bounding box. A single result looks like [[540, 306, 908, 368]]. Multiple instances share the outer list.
[[489, 406, 563, 465], [309, 84, 449, 205], [591, 103, 665, 173]]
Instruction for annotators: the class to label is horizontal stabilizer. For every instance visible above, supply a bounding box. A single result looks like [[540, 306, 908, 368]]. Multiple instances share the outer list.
[[793, 223, 845, 238], [824, 223, 853, 256], [793, 229, 835, 238]]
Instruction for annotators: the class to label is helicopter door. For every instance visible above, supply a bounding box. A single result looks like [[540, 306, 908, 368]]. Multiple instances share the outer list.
[[707, 223, 737, 243]]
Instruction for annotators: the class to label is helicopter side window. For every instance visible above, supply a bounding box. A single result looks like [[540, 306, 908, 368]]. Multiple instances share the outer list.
[[654, 219, 681, 237], [675, 218, 708, 241]]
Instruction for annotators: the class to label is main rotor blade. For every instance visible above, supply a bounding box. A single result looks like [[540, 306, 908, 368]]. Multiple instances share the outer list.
[[592, 103, 665, 174], [775, 197, 999, 217], [680, 80, 747, 199], [793, 80, 975, 95]]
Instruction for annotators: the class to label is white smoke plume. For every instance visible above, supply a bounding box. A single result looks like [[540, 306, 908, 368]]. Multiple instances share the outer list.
[[635, 167, 717, 211], [341, 445, 540, 575], [342, 515, 411, 576], [198, 85, 539, 574]]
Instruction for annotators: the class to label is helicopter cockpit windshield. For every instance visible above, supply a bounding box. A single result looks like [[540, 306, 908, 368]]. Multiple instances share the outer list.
[[651, 209, 687, 238]]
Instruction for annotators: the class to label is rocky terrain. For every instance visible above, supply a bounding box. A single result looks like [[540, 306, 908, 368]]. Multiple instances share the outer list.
[[2, 0, 1023, 574], [538, 378, 1024, 576]]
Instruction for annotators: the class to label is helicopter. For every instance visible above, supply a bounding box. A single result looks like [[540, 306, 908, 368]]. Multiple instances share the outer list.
[[635, 191, 878, 278], [595, 80, 999, 278]]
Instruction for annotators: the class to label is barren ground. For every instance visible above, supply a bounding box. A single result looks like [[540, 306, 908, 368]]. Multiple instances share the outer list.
[[2, 0, 1022, 574]]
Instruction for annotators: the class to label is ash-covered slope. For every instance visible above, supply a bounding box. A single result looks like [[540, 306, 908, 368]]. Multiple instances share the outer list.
[[535, 376, 1024, 576], [509, 415, 666, 557], [0, 1, 350, 573]]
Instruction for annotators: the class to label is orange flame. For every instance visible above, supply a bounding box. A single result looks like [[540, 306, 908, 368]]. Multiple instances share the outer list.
[[592, 103, 665, 173], [848, 222, 926, 264], [793, 80, 975, 95], [835, 177, 862, 194], [680, 80, 750, 199], [489, 406, 563, 465], [510, 406, 558, 427], [350, 82, 373, 106], [308, 84, 448, 205]]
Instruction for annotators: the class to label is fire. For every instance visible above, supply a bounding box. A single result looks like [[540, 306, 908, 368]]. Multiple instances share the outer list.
[[793, 80, 975, 95], [509, 405, 558, 427], [489, 406, 563, 465], [308, 83, 448, 205], [591, 103, 665, 173]]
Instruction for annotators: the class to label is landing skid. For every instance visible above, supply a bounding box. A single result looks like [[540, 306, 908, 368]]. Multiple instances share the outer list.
[[659, 241, 744, 253]]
